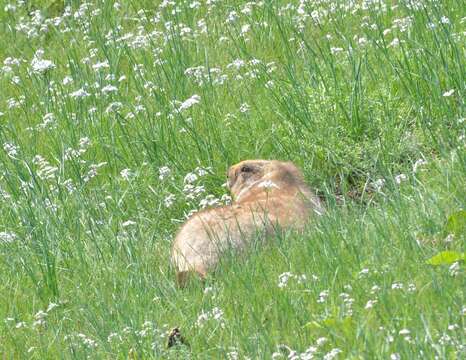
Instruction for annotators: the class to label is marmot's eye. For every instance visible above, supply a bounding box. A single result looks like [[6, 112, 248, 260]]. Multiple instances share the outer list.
[[241, 165, 253, 173]]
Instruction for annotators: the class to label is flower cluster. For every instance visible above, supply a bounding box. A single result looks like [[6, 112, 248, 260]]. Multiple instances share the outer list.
[[196, 307, 225, 328]]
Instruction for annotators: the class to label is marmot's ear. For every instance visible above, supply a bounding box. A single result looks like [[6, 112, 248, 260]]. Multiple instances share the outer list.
[[273, 161, 302, 184]]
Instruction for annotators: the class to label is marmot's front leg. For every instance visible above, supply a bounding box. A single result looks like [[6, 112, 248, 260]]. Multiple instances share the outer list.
[[176, 266, 207, 288]]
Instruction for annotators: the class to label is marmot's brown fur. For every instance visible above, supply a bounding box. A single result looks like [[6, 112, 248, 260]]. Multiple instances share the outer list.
[[171, 160, 324, 286]]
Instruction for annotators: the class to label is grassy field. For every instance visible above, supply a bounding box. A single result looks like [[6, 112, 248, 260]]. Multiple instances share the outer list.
[[0, 0, 464, 358]]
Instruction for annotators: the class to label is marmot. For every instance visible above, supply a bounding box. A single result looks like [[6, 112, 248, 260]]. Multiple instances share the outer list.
[[171, 160, 324, 286]]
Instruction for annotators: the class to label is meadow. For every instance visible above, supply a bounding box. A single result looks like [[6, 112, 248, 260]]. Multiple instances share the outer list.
[[0, 0, 464, 358]]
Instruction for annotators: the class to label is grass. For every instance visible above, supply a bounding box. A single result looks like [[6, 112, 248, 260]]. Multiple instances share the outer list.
[[0, 0, 464, 358]]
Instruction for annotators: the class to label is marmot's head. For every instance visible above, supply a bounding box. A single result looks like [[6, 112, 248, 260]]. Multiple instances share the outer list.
[[227, 160, 307, 202]]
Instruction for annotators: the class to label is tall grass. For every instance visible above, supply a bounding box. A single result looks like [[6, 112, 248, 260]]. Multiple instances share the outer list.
[[0, 0, 464, 358]]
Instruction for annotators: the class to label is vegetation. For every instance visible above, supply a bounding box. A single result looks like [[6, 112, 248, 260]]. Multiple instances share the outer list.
[[0, 0, 464, 358]]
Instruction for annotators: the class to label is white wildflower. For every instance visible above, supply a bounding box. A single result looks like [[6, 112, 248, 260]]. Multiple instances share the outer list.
[[0, 231, 16, 244], [184, 172, 198, 184], [239, 103, 250, 113], [120, 168, 135, 181], [241, 24, 250, 35], [183, 184, 205, 200], [221, 194, 232, 205], [44, 199, 58, 213], [107, 332, 121, 342], [199, 195, 220, 208], [444, 234, 455, 243], [390, 353, 401, 360], [301, 346, 318, 359], [211, 307, 223, 320], [122, 220, 136, 227], [164, 194, 176, 208], [196, 311, 209, 327], [277, 272, 307, 289], [33, 155, 58, 181], [203, 286, 214, 294], [399, 329, 410, 335], [178, 94, 200, 112], [158, 166, 171, 180], [15, 321, 27, 329], [443, 89, 455, 97], [4, 4, 16, 12], [449, 262, 460, 277], [7, 97, 23, 109], [358, 268, 370, 277], [365, 299, 377, 309], [0, 187, 11, 200], [226, 11, 238, 23], [3, 142, 19, 158], [31, 59, 55, 73], [32, 310, 47, 327], [196, 307, 225, 328], [317, 290, 329, 303], [296, 274, 307, 284], [79, 137, 91, 149], [241, 3, 253, 15], [37, 113, 56, 130], [392, 16, 413, 32], [105, 102, 122, 113], [323, 348, 342, 360], [331, 47, 344, 54], [438, 333, 452, 345], [258, 180, 279, 190], [46, 303, 59, 312], [389, 38, 400, 47], [70, 88, 90, 98], [278, 272, 293, 288], [31, 51, 55, 74], [77, 333, 98, 348], [62, 179, 76, 193], [83, 162, 107, 183], [63, 76, 73, 85], [394, 174, 407, 184], [227, 59, 245, 70], [316, 337, 328, 346], [101, 84, 118, 94], [92, 60, 110, 70], [189, 1, 201, 9], [226, 350, 239, 360], [196, 167, 210, 176], [358, 37, 368, 46], [413, 159, 427, 172]]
